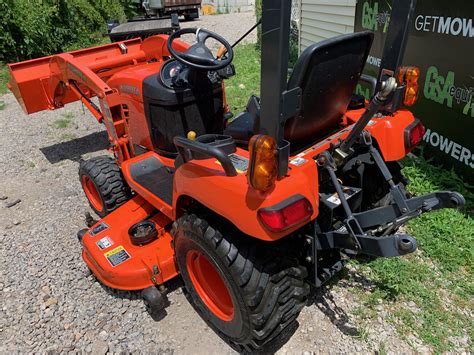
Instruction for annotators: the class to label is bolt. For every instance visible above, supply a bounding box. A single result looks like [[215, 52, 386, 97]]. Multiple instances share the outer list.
[[317, 156, 326, 166], [305, 256, 313, 263], [305, 238, 312, 245], [402, 208, 408, 213]]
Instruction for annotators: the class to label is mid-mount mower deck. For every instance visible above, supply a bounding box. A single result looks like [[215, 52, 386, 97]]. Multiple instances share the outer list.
[[8, 0, 465, 352]]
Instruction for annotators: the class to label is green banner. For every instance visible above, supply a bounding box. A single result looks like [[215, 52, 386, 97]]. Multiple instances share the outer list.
[[355, 0, 474, 183]]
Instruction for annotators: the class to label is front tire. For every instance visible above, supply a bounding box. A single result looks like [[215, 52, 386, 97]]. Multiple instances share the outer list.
[[79, 156, 131, 218], [172, 214, 309, 352]]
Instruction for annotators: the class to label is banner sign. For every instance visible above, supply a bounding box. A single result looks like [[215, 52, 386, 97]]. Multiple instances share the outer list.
[[354, 0, 474, 182]]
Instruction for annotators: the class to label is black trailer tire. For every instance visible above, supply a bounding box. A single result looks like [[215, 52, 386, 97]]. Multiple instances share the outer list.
[[79, 156, 131, 218], [172, 214, 309, 352], [184, 9, 199, 21]]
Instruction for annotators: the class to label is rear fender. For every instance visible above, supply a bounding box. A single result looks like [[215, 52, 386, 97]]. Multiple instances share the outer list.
[[348, 108, 417, 162], [172, 149, 319, 241]]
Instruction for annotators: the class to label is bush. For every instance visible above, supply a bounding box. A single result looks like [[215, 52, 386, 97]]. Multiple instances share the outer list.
[[254, 0, 299, 68], [0, 0, 131, 62]]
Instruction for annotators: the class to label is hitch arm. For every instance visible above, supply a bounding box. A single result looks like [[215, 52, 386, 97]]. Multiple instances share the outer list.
[[355, 191, 465, 230]]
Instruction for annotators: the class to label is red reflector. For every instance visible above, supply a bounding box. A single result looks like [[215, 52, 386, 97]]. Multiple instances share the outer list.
[[258, 197, 313, 232], [409, 122, 426, 148]]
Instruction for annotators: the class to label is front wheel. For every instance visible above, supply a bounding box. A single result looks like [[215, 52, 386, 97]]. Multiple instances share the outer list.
[[79, 156, 131, 218], [172, 214, 309, 352]]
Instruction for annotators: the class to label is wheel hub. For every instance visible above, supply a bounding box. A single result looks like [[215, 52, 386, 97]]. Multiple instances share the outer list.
[[81, 175, 103, 211], [186, 250, 234, 321]]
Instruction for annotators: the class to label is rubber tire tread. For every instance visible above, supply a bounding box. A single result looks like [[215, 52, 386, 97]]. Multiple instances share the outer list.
[[79, 156, 131, 217], [172, 214, 310, 353]]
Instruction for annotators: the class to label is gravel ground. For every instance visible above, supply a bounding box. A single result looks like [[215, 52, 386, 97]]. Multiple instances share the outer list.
[[1, 13, 417, 354]]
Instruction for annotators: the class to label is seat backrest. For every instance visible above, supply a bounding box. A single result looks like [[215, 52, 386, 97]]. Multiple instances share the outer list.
[[285, 31, 374, 152]]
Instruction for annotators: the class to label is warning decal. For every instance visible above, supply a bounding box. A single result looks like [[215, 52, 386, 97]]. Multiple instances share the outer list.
[[216, 154, 249, 173], [290, 157, 308, 166], [96, 236, 113, 250], [104, 246, 130, 267]]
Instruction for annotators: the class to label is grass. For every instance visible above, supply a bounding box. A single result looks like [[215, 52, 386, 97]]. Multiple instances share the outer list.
[[0, 64, 9, 95], [53, 112, 75, 129], [227, 44, 473, 352], [60, 133, 78, 141], [352, 155, 473, 352], [225, 44, 261, 115]]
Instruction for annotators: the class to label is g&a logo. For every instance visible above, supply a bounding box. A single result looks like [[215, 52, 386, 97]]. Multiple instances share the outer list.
[[424, 66, 474, 117], [424, 66, 455, 107], [362, 1, 379, 30], [362, 1, 390, 32]]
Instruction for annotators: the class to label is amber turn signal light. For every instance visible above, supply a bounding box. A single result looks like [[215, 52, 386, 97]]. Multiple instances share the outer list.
[[248, 135, 277, 192], [397, 66, 420, 106]]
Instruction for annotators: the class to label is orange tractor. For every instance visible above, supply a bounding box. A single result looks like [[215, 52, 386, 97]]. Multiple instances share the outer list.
[[8, 0, 464, 351]]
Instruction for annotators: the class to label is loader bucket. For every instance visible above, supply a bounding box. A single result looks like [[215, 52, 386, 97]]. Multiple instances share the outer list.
[[8, 56, 57, 114]]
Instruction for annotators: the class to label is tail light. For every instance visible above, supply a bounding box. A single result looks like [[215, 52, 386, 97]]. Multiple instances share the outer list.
[[258, 195, 313, 232], [397, 66, 420, 106], [405, 119, 426, 149], [248, 135, 277, 192]]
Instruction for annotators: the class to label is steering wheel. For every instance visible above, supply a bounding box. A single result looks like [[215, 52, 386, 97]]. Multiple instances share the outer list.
[[167, 28, 234, 71]]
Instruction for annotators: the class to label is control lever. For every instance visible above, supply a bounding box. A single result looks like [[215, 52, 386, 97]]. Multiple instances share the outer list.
[[334, 77, 398, 164]]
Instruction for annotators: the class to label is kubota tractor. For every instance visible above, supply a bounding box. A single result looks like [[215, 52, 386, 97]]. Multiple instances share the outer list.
[[7, 0, 465, 352]]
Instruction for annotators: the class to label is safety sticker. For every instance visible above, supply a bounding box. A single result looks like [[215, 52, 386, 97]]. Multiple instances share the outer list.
[[290, 157, 308, 166], [104, 246, 130, 267], [89, 222, 109, 237], [96, 236, 114, 250], [216, 154, 249, 173], [326, 192, 352, 206]]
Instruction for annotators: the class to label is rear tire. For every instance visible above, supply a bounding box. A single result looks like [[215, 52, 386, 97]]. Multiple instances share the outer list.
[[172, 214, 309, 352], [79, 156, 131, 218]]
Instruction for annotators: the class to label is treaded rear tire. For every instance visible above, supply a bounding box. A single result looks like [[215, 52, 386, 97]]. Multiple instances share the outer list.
[[172, 214, 309, 352], [79, 156, 131, 218]]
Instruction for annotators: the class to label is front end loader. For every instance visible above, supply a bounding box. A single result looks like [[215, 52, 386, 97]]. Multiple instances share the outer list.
[[7, 0, 464, 351]]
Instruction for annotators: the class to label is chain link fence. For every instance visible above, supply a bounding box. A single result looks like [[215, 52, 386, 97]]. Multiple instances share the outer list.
[[255, 0, 302, 64]]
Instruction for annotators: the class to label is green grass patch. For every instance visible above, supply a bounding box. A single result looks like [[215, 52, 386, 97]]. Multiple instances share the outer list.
[[352, 156, 473, 352], [225, 44, 261, 114], [0, 64, 9, 95], [0, 100, 6, 110], [60, 133, 78, 141], [53, 112, 74, 129]]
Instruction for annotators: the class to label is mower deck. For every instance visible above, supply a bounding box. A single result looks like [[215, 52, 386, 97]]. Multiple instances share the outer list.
[[81, 196, 178, 290]]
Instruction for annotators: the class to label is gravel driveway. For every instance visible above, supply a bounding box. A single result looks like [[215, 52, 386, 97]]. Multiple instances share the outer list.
[[1, 13, 415, 354]]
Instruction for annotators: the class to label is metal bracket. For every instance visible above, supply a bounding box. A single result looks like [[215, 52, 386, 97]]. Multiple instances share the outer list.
[[281, 87, 302, 122], [317, 231, 417, 257], [118, 43, 128, 55]]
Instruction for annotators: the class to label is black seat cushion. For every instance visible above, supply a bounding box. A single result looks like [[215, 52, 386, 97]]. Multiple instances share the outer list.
[[225, 31, 374, 151]]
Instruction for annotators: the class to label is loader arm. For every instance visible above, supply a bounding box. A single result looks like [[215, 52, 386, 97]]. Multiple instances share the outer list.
[[8, 35, 188, 163], [47, 52, 131, 163]]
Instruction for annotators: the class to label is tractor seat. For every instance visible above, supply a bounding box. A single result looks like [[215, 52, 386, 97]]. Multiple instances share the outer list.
[[224, 31, 374, 152]]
